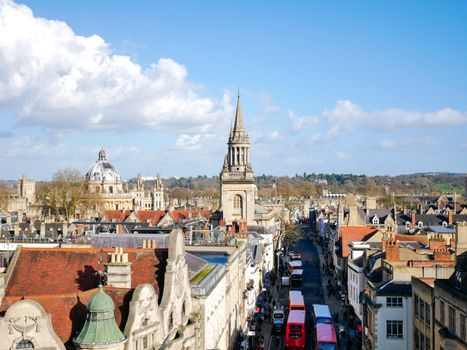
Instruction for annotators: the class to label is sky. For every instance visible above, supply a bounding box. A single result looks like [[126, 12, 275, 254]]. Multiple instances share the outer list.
[[0, 0, 466, 180]]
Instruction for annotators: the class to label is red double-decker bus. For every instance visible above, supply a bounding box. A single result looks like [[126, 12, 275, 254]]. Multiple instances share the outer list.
[[315, 323, 337, 350], [285, 310, 306, 349]]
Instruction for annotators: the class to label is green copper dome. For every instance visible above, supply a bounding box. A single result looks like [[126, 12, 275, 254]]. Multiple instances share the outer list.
[[74, 285, 126, 346], [87, 286, 115, 313]]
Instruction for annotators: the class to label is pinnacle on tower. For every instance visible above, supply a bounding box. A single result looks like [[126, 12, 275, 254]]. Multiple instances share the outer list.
[[233, 92, 244, 132]]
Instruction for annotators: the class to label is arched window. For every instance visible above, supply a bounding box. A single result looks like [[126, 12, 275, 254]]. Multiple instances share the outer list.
[[233, 195, 243, 212], [386, 224, 392, 231], [16, 340, 34, 349]]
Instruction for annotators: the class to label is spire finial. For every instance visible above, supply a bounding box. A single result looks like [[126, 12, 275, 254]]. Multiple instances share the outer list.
[[237, 88, 240, 99]]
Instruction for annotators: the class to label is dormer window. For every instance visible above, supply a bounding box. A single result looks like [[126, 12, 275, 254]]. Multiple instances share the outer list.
[[418, 221, 423, 229], [442, 221, 448, 227], [372, 216, 379, 225], [405, 222, 410, 229]]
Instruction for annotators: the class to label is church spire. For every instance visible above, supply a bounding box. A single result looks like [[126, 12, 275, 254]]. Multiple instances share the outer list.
[[233, 91, 244, 132]]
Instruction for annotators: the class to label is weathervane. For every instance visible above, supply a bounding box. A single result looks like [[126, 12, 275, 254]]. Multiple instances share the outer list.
[[95, 269, 107, 286]]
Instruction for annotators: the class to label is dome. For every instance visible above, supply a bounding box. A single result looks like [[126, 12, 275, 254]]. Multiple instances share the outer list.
[[74, 285, 126, 346], [85, 149, 122, 182], [87, 285, 115, 313]]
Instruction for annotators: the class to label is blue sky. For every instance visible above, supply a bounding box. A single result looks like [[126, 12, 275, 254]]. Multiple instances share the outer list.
[[0, 0, 466, 180]]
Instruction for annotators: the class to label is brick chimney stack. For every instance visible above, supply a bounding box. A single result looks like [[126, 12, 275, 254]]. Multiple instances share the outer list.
[[410, 211, 416, 230], [448, 211, 453, 226], [429, 234, 446, 250], [384, 235, 400, 261], [433, 248, 451, 261]]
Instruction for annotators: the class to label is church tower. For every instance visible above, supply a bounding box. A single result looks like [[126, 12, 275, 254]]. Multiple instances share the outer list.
[[220, 93, 256, 225]]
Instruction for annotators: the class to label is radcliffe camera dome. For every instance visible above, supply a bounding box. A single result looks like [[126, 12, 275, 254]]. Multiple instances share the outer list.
[[85, 149, 122, 182]]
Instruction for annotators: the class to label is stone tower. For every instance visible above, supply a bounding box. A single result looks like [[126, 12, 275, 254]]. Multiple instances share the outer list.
[[220, 93, 256, 225]]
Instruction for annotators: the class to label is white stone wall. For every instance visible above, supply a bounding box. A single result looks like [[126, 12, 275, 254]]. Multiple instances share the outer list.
[[347, 261, 365, 321], [375, 295, 413, 350]]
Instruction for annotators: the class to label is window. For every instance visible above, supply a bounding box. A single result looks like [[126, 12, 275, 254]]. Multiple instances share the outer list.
[[406, 222, 410, 229], [440, 300, 445, 324], [420, 333, 425, 350], [461, 314, 466, 340], [425, 304, 431, 325], [16, 340, 34, 349], [415, 295, 419, 318], [386, 320, 403, 338], [418, 221, 423, 228], [420, 300, 425, 322], [233, 194, 243, 210], [372, 216, 379, 225], [426, 335, 430, 350], [415, 328, 420, 350], [143, 335, 148, 348], [387, 297, 403, 307], [449, 307, 456, 332]]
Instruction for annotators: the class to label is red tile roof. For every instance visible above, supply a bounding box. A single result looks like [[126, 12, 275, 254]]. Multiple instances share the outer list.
[[103, 210, 132, 222], [1, 247, 168, 345], [340, 226, 379, 258], [136, 210, 166, 226], [170, 209, 211, 222]]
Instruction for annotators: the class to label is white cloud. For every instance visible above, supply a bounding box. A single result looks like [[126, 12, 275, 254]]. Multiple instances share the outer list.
[[323, 100, 467, 138], [253, 131, 283, 144], [378, 136, 438, 149], [174, 134, 202, 150], [288, 110, 319, 131], [0, 0, 231, 133]]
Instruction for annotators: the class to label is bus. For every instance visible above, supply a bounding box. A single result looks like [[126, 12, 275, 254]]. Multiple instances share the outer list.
[[288, 260, 303, 274], [289, 291, 305, 311], [290, 269, 303, 290], [272, 305, 285, 334], [285, 310, 306, 349], [315, 323, 337, 350], [311, 304, 333, 325]]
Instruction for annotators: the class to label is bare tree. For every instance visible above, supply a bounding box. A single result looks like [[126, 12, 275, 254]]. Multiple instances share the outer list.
[[40, 168, 98, 222], [0, 184, 10, 212]]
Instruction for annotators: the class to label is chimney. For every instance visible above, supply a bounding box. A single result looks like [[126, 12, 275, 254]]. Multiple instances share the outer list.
[[105, 247, 132, 288], [448, 211, 453, 226], [62, 222, 68, 237], [14, 223, 19, 237], [40, 222, 46, 238], [433, 248, 451, 261], [385, 237, 399, 261], [239, 219, 248, 233], [455, 222, 467, 257], [410, 211, 416, 230], [429, 234, 446, 250]]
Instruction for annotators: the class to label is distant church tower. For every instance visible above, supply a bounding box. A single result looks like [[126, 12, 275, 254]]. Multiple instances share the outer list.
[[220, 93, 256, 225]]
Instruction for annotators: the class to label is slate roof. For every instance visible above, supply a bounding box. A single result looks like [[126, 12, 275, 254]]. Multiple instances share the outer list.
[[377, 281, 412, 296]]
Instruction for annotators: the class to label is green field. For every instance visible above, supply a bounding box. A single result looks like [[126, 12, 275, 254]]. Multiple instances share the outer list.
[[434, 183, 463, 193]]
